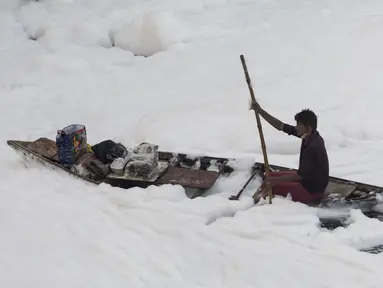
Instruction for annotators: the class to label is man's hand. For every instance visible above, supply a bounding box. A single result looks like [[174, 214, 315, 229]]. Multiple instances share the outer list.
[[247, 100, 284, 131], [248, 99, 261, 112]]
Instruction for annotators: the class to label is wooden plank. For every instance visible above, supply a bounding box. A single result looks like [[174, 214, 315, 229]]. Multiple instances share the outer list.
[[27, 137, 59, 162], [155, 166, 220, 189]]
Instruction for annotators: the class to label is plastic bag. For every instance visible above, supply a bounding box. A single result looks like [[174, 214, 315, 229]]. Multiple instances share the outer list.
[[56, 124, 87, 165], [133, 142, 159, 154], [92, 140, 128, 164]]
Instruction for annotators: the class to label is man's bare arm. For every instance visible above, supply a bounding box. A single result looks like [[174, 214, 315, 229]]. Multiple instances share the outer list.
[[258, 108, 284, 131], [250, 101, 299, 137]]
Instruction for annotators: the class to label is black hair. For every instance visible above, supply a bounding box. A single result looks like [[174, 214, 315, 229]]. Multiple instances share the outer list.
[[294, 109, 317, 130]]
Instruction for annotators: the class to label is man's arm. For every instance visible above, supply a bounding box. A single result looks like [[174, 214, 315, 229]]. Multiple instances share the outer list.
[[250, 100, 283, 130], [251, 101, 298, 137], [258, 108, 284, 131]]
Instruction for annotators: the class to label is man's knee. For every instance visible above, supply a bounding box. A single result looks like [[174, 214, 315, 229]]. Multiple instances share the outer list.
[[272, 182, 299, 197], [274, 183, 323, 203], [273, 182, 307, 199], [268, 171, 295, 177]]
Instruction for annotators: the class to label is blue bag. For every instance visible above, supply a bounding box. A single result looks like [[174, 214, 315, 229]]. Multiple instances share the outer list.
[[56, 124, 87, 165]]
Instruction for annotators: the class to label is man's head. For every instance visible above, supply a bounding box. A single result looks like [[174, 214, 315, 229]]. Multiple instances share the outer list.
[[294, 109, 317, 137]]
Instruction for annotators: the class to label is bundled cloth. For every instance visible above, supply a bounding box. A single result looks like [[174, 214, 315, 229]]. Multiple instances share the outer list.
[[110, 151, 132, 175], [71, 138, 128, 180], [71, 139, 160, 180], [125, 143, 159, 178], [108, 143, 159, 179], [73, 152, 110, 181]]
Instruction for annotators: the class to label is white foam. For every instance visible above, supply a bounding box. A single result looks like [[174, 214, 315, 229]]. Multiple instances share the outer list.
[[113, 10, 188, 56], [2, 0, 383, 287]]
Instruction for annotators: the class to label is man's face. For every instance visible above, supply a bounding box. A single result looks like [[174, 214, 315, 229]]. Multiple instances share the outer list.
[[295, 121, 308, 137]]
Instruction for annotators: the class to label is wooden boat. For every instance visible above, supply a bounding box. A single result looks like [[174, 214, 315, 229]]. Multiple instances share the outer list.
[[7, 137, 383, 253], [6, 138, 232, 199], [7, 138, 383, 216]]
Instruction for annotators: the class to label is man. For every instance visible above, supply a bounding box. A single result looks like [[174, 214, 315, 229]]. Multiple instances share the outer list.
[[251, 101, 329, 204]]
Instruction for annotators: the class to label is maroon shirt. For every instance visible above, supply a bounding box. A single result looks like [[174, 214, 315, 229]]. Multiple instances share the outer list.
[[282, 124, 329, 194]]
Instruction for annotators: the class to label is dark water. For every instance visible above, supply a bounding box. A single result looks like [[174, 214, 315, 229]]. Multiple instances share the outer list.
[[320, 216, 383, 254]]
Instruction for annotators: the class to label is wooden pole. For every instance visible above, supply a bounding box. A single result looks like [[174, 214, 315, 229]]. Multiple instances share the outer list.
[[240, 54, 273, 204]]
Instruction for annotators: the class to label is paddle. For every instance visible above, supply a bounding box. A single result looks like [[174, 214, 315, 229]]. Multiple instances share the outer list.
[[239, 54, 273, 204]]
